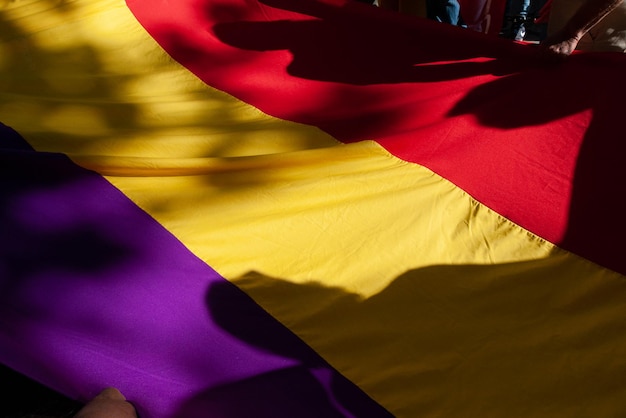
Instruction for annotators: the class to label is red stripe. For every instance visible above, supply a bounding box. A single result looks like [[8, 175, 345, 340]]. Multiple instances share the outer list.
[[127, 0, 626, 274]]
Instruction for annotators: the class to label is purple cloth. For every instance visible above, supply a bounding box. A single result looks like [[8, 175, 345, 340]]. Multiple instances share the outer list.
[[0, 123, 391, 417]]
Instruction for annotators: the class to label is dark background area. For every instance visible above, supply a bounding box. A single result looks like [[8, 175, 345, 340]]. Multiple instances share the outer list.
[[0, 364, 83, 418]]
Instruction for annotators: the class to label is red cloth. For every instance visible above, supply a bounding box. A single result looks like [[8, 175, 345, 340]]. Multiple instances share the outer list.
[[129, 0, 626, 274]]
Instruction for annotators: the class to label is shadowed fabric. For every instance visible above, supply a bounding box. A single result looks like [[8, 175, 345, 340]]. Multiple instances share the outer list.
[[2, 0, 626, 417]]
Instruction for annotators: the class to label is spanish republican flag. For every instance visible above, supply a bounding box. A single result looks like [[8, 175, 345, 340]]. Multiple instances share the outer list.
[[1, 0, 625, 416]]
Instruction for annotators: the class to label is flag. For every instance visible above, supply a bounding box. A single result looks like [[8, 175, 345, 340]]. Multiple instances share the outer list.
[[2, 0, 626, 416]]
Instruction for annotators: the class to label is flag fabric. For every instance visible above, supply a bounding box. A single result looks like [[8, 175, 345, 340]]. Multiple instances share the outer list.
[[2, 0, 626, 417]]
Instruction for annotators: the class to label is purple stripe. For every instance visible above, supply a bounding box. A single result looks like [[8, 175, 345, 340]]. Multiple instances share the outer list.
[[0, 123, 391, 418]]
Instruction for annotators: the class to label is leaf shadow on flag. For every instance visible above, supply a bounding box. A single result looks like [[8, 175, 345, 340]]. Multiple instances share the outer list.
[[0, 4, 140, 155], [0, 143, 134, 300], [210, 0, 536, 86], [1, 2, 306, 162], [208, 264, 626, 417]]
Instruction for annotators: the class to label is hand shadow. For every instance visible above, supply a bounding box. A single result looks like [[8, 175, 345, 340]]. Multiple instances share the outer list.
[[448, 52, 626, 274], [172, 277, 394, 418], [210, 0, 538, 85], [196, 258, 626, 417]]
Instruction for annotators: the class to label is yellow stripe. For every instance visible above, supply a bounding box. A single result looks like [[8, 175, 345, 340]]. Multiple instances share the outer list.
[[0, 0, 338, 157], [103, 138, 626, 417], [104, 140, 554, 297]]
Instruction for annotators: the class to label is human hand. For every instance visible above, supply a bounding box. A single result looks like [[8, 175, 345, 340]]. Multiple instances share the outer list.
[[73, 388, 137, 418], [538, 29, 581, 60]]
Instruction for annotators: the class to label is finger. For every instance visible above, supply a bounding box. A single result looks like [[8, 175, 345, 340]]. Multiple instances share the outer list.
[[74, 387, 137, 418]]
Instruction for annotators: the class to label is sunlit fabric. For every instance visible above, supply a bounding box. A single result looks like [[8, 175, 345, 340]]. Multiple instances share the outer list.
[[1, 0, 626, 417]]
